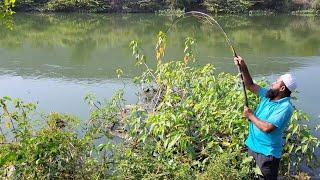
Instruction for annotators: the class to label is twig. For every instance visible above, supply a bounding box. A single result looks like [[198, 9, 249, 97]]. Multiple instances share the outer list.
[[0, 120, 7, 142], [1, 103, 17, 142], [2, 105, 16, 131], [143, 62, 157, 81], [93, 102, 101, 110], [152, 86, 163, 111]]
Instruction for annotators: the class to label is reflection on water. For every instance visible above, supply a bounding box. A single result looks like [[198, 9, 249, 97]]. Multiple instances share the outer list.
[[0, 13, 319, 123]]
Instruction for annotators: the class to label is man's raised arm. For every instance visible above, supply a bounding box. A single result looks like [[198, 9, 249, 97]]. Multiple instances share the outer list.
[[234, 56, 260, 95]]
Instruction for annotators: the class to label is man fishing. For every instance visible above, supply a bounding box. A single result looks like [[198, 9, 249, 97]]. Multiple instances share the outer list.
[[234, 56, 297, 180]]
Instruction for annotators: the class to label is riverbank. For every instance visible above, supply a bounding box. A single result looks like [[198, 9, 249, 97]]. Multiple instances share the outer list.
[[11, 0, 320, 15]]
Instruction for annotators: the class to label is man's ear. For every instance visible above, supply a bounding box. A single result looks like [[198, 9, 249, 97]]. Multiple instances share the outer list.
[[280, 85, 286, 92]]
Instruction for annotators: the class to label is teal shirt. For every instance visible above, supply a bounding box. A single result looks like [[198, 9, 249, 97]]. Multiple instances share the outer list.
[[245, 87, 293, 158]]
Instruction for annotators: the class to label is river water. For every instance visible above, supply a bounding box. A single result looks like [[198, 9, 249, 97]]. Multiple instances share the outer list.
[[0, 13, 319, 132]]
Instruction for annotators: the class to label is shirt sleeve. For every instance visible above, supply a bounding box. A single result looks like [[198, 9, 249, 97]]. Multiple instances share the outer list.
[[258, 87, 268, 98], [267, 105, 293, 128]]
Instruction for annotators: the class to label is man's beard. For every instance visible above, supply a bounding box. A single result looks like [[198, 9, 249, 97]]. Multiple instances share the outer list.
[[266, 88, 279, 100]]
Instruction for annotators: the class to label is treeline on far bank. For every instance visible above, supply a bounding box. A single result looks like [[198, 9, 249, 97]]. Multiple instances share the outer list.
[[12, 0, 320, 14]]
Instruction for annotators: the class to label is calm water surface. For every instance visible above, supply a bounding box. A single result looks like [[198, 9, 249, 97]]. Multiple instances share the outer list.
[[0, 13, 319, 129]]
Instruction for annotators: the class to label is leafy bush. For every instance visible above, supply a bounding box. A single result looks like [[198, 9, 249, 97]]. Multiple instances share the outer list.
[[196, 151, 253, 180], [118, 32, 319, 177], [0, 0, 15, 29], [202, 0, 253, 14], [0, 97, 106, 179], [45, 0, 99, 12]]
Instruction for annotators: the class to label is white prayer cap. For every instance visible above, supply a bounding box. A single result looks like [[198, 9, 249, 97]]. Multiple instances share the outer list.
[[280, 74, 297, 92]]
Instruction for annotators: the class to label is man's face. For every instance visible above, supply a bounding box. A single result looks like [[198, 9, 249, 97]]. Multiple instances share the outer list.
[[266, 78, 285, 99], [271, 78, 283, 90]]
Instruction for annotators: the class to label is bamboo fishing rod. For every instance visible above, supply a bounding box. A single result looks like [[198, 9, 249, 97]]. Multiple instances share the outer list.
[[166, 11, 249, 107]]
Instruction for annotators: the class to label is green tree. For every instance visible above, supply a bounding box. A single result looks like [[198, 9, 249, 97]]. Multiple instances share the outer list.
[[250, 0, 293, 12], [202, 0, 252, 13], [0, 0, 15, 29], [165, 0, 201, 10]]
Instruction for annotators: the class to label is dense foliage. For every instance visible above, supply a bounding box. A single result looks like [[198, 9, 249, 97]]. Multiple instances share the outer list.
[[202, 0, 252, 14], [0, 0, 15, 15], [9, 0, 320, 13], [0, 32, 319, 179], [0, 0, 15, 29], [312, 0, 320, 11]]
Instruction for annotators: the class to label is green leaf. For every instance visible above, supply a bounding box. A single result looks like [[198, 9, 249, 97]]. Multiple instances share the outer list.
[[242, 156, 253, 164], [301, 137, 308, 144], [215, 145, 223, 153], [288, 144, 294, 153], [0, 152, 17, 166], [167, 134, 181, 150], [253, 166, 263, 176], [302, 144, 308, 153], [295, 146, 302, 153], [98, 144, 108, 151], [292, 125, 299, 134]]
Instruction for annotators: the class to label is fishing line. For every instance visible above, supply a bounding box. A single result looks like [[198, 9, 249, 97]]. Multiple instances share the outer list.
[[165, 11, 249, 107]]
